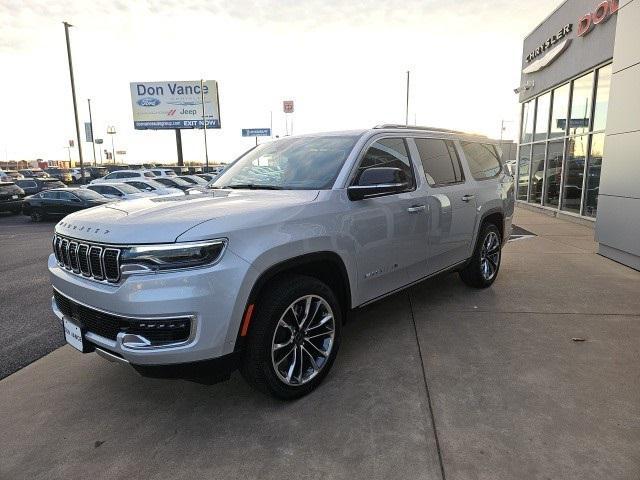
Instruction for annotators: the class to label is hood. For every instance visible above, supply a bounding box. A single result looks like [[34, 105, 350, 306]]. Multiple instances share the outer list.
[[55, 189, 319, 244]]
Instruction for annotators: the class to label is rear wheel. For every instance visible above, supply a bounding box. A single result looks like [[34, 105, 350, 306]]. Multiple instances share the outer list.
[[30, 208, 44, 222], [459, 222, 502, 288], [241, 275, 342, 400]]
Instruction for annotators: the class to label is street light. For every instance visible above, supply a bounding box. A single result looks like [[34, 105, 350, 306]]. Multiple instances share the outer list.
[[107, 126, 116, 163]]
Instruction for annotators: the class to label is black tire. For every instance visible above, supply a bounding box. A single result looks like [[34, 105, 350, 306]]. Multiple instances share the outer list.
[[30, 208, 44, 222], [241, 274, 342, 400], [459, 222, 502, 288]]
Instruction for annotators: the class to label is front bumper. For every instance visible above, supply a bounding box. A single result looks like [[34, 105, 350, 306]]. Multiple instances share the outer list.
[[49, 248, 256, 366]]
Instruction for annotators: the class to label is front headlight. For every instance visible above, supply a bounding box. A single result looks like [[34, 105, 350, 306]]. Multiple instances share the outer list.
[[120, 239, 226, 273]]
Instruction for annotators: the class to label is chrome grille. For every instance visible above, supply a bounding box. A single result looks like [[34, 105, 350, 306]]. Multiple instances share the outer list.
[[77, 244, 90, 276], [89, 246, 104, 280], [68, 241, 80, 272], [53, 235, 121, 283]]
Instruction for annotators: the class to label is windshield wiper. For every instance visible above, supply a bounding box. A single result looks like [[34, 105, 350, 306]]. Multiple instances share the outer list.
[[223, 184, 283, 190]]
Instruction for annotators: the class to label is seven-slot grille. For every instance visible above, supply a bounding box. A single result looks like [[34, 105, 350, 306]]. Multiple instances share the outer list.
[[53, 234, 121, 283]]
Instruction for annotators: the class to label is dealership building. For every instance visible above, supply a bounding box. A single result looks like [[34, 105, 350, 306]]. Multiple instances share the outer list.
[[516, 0, 640, 270]]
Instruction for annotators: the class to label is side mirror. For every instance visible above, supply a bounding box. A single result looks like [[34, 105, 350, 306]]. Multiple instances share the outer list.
[[347, 167, 408, 201]]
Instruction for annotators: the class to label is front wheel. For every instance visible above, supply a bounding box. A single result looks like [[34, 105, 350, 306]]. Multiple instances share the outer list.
[[459, 222, 502, 288], [241, 275, 342, 400], [30, 208, 44, 222]]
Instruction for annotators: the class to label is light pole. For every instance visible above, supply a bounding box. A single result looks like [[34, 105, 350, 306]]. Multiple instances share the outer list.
[[107, 126, 116, 164], [63, 21, 85, 182], [87, 99, 97, 168], [405, 70, 410, 126]]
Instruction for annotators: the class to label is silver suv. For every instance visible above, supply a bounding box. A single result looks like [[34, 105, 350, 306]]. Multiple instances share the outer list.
[[50, 125, 514, 399]]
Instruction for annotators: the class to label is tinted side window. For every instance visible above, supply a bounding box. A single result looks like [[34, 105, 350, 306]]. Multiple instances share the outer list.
[[356, 138, 415, 189], [144, 172, 155, 178], [460, 142, 502, 180], [415, 139, 464, 186], [105, 173, 118, 180]]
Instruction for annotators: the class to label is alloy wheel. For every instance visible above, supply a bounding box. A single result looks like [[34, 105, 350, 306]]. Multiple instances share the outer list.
[[271, 295, 335, 386], [480, 231, 500, 281]]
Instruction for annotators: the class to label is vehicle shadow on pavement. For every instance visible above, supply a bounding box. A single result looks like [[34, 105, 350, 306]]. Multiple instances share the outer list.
[[0, 292, 442, 480]]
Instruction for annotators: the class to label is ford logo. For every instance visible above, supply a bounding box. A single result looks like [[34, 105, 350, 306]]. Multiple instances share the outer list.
[[137, 97, 161, 107]]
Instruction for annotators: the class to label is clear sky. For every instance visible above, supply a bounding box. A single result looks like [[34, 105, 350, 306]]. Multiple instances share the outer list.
[[0, 0, 560, 164]]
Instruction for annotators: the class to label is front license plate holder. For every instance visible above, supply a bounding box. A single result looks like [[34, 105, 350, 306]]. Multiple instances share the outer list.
[[63, 317, 91, 353]]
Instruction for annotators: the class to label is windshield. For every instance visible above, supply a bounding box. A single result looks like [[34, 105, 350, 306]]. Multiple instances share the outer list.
[[159, 177, 190, 187], [117, 184, 143, 194], [212, 135, 359, 190], [41, 180, 66, 189], [74, 189, 104, 200]]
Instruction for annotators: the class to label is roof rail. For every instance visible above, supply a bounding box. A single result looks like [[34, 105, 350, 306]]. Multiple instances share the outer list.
[[372, 124, 482, 136]]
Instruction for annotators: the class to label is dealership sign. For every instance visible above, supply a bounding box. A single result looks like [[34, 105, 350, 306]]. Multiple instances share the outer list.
[[523, 0, 618, 75], [130, 80, 221, 130], [242, 128, 271, 137], [578, 0, 619, 36]]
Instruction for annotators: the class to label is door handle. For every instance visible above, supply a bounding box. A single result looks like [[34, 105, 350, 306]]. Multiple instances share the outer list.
[[407, 205, 426, 213], [462, 194, 475, 202]]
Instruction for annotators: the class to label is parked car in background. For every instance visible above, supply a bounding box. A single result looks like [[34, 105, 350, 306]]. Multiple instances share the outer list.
[[149, 168, 177, 177], [33, 178, 68, 192], [86, 167, 109, 180], [4, 170, 24, 181], [188, 166, 203, 174], [0, 182, 25, 213], [48, 126, 514, 399], [90, 170, 156, 184], [19, 168, 49, 178], [169, 166, 189, 175], [117, 179, 184, 196], [177, 175, 208, 186], [44, 167, 74, 183], [152, 176, 193, 192], [14, 179, 39, 196], [23, 187, 111, 222], [71, 168, 91, 183], [195, 173, 215, 182], [85, 183, 156, 200], [0, 169, 10, 182], [104, 164, 129, 173]]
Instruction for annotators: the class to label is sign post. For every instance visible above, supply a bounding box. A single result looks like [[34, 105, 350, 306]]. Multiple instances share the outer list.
[[283, 100, 294, 136]]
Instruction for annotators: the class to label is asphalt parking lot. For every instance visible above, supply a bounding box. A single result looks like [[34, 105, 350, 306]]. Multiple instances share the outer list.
[[0, 212, 63, 379], [1, 207, 639, 479]]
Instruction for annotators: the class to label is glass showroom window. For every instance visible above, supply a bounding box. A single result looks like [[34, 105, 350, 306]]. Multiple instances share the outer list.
[[529, 144, 546, 203], [517, 145, 531, 200], [549, 83, 570, 138], [521, 101, 535, 143], [561, 136, 589, 213], [593, 64, 612, 133], [568, 72, 594, 136], [544, 141, 564, 207], [534, 92, 550, 142], [584, 133, 605, 217]]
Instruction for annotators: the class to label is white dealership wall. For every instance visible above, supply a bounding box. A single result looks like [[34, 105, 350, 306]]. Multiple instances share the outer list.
[[595, 0, 640, 270]]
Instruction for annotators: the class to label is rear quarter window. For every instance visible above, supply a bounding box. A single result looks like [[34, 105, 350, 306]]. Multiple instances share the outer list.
[[460, 142, 502, 180]]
